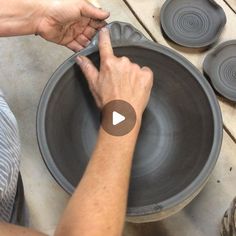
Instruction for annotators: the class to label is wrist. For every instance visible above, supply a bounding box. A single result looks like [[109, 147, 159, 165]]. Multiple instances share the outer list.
[[0, 0, 48, 36], [100, 115, 142, 138], [31, 1, 49, 35]]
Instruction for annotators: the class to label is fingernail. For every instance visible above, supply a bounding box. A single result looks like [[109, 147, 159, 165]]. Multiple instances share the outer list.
[[85, 40, 91, 47], [99, 7, 110, 14], [76, 56, 83, 65], [101, 27, 108, 32]]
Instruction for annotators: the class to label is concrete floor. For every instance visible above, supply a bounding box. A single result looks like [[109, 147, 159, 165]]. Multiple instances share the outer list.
[[0, 35, 72, 234], [1, 35, 236, 236]]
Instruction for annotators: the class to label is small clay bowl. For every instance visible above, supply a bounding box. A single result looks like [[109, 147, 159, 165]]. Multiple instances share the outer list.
[[160, 0, 226, 48], [204, 40, 236, 102]]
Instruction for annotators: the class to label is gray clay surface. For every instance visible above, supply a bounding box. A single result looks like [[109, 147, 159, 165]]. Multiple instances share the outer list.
[[37, 22, 223, 222]]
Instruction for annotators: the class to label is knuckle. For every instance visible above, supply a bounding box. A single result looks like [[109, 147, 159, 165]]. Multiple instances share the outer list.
[[147, 77, 154, 88], [132, 63, 141, 70], [142, 67, 154, 78], [146, 74, 154, 85], [149, 77, 154, 87], [102, 57, 113, 68], [120, 56, 130, 64], [83, 61, 90, 70], [140, 68, 154, 88], [142, 66, 152, 73], [102, 42, 111, 49]]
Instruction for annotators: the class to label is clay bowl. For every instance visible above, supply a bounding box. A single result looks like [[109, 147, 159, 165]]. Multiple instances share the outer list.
[[37, 22, 223, 223]]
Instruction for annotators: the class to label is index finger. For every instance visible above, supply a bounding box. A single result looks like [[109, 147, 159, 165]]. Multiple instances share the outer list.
[[99, 27, 114, 60]]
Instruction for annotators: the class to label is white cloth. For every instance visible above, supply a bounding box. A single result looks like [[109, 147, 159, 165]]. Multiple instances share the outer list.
[[0, 95, 20, 222]]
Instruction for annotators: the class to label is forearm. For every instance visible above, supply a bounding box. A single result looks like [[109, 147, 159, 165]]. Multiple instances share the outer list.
[[0, 222, 47, 236], [0, 0, 47, 36], [55, 123, 141, 236]]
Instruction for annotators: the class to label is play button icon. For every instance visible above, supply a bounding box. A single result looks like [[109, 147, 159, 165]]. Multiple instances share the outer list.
[[101, 100, 137, 136], [112, 111, 125, 126]]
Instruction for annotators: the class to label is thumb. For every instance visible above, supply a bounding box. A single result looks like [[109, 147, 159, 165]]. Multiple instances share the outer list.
[[75, 55, 99, 86], [81, 1, 110, 20]]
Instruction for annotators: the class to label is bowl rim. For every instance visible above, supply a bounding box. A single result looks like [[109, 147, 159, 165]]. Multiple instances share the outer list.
[[37, 21, 223, 220]]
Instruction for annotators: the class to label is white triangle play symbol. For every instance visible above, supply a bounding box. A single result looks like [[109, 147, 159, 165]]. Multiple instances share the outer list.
[[112, 111, 126, 126]]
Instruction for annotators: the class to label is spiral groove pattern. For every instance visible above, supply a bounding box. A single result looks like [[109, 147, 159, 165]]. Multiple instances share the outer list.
[[173, 8, 209, 39], [160, 0, 226, 48], [219, 57, 236, 89], [203, 41, 236, 102]]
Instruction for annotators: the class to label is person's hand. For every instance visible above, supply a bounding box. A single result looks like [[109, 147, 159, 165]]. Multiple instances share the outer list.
[[36, 0, 109, 51], [75, 28, 153, 119]]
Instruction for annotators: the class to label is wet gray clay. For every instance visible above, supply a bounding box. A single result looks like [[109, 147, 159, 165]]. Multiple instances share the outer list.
[[160, 0, 226, 48], [204, 40, 236, 102], [37, 22, 223, 223]]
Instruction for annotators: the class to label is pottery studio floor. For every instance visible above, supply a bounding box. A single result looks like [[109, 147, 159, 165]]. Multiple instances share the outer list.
[[1, 0, 236, 235]]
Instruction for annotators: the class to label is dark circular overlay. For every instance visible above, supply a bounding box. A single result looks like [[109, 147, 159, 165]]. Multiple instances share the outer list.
[[160, 0, 226, 48], [101, 100, 137, 136]]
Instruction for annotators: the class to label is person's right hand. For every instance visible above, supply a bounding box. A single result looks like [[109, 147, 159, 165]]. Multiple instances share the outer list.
[[75, 27, 153, 119]]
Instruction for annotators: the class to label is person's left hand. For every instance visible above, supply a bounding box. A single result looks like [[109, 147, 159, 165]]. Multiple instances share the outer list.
[[36, 0, 110, 51]]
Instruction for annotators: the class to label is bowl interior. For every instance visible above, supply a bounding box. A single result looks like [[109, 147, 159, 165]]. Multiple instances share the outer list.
[[44, 46, 214, 209]]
